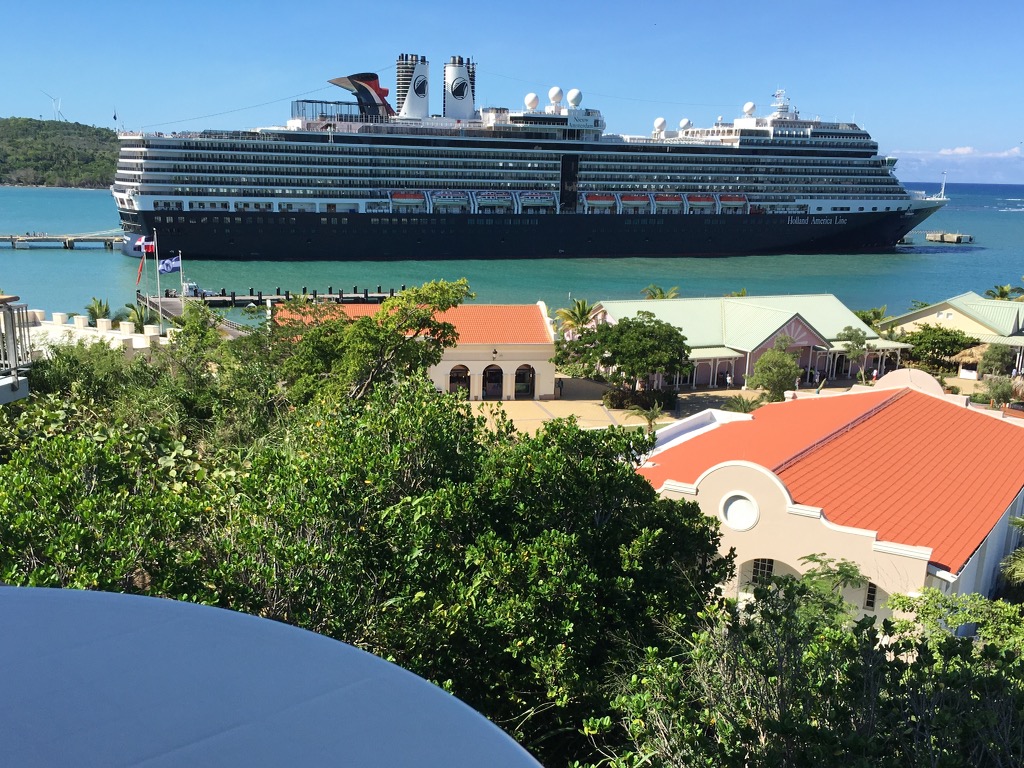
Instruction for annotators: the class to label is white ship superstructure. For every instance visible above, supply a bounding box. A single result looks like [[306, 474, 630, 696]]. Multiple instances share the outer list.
[[111, 57, 946, 260]]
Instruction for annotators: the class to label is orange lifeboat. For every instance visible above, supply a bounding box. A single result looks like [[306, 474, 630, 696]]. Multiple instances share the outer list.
[[620, 193, 650, 202], [719, 194, 748, 204], [653, 193, 684, 206], [391, 191, 426, 204], [686, 194, 715, 204], [584, 193, 616, 206]]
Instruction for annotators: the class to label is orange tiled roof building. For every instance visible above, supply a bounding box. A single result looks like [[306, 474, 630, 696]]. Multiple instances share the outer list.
[[639, 375, 1024, 616], [277, 301, 557, 400]]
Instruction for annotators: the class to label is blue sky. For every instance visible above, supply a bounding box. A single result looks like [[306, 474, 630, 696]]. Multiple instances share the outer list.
[[4, 0, 1021, 183]]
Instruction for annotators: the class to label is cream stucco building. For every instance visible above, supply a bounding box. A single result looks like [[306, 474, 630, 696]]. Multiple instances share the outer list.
[[881, 291, 1024, 375], [279, 302, 557, 401], [639, 373, 1024, 617]]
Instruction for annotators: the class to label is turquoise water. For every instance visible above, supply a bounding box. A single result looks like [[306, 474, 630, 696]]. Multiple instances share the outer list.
[[2, 183, 1023, 317]]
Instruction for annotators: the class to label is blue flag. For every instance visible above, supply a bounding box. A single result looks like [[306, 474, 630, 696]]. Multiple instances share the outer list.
[[158, 255, 181, 274]]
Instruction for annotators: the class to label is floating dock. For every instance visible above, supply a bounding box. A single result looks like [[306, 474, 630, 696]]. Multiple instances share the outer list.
[[925, 231, 974, 244]]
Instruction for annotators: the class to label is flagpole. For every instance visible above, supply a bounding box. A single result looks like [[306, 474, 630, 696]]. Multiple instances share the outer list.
[[154, 229, 163, 334]]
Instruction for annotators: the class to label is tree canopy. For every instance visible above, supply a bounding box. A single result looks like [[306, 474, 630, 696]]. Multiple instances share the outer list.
[[0, 117, 117, 187], [552, 311, 691, 393], [8, 279, 1024, 767], [746, 335, 802, 402], [900, 323, 979, 371], [1, 282, 730, 767], [554, 298, 598, 339]]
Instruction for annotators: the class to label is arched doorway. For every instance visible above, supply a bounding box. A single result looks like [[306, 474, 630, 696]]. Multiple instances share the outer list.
[[483, 364, 504, 400], [449, 365, 470, 397], [514, 365, 535, 399]]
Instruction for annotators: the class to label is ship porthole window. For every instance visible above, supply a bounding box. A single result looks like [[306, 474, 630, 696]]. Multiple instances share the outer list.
[[720, 493, 759, 532]]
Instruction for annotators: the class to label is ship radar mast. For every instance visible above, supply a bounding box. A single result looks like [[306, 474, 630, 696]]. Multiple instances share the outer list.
[[770, 89, 799, 121]]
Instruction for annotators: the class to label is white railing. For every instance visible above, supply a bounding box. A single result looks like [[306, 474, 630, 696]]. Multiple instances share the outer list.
[[1, 297, 33, 380]]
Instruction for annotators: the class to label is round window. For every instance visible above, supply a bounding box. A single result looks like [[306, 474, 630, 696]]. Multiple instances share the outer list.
[[721, 494, 759, 531]]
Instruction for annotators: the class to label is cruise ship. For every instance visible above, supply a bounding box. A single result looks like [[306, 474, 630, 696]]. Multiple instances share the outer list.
[[112, 53, 946, 260]]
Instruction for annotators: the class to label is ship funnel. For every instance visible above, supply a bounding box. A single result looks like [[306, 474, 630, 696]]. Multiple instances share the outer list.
[[329, 73, 395, 118], [443, 55, 476, 120], [396, 54, 430, 119]]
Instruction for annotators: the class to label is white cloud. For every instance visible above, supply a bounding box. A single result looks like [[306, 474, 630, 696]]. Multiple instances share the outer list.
[[937, 145, 1019, 158]]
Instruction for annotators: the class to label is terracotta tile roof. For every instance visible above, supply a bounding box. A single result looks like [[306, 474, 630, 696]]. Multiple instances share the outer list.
[[276, 303, 553, 345], [638, 389, 895, 489], [640, 389, 1024, 574]]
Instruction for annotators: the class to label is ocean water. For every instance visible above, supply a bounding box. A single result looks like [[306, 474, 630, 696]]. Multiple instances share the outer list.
[[2, 183, 1023, 318]]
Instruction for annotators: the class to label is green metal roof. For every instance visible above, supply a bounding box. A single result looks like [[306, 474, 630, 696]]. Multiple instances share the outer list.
[[884, 291, 1024, 337], [947, 293, 1023, 336], [597, 294, 877, 350]]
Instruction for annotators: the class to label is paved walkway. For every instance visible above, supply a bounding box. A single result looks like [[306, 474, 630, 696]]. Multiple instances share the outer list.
[[470, 375, 989, 434]]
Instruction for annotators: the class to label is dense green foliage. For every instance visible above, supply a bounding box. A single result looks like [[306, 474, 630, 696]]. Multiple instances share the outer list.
[[552, 310, 691, 395], [746, 335, 803, 402], [983, 375, 1015, 406], [899, 323, 979, 371], [980, 343, 1015, 376], [0, 118, 117, 187], [0, 284, 730, 766], [853, 305, 888, 330], [554, 298, 598, 339], [588, 564, 1024, 768], [6, 281, 1024, 767]]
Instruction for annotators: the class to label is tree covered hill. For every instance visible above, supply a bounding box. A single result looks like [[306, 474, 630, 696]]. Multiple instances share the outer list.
[[0, 117, 117, 188]]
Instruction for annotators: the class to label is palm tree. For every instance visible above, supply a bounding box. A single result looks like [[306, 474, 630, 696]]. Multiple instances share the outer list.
[[626, 403, 665, 433], [984, 284, 1024, 301], [854, 305, 889, 331], [1011, 375, 1024, 402], [720, 394, 763, 413], [1001, 517, 1024, 585], [123, 301, 159, 333], [725, 287, 748, 297], [554, 298, 598, 339], [84, 297, 128, 327], [641, 284, 680, 300]]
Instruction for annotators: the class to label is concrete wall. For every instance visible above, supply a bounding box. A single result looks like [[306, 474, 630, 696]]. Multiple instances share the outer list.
[[891, 305, 996, 337], [659, 460, 932, 619], [26, 311, 172, 360]]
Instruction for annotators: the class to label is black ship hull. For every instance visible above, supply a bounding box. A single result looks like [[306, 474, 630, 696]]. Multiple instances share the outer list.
[[121, 206, 936, 261]]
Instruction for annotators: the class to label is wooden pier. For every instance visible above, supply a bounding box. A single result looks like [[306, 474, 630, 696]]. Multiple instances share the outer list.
[[160, 285, 403, 308], [2, 231, 123, 250], [138, 285, 402, 339]]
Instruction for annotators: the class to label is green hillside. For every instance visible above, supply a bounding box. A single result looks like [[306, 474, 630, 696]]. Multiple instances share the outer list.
[[0, 118, 118, 188]]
